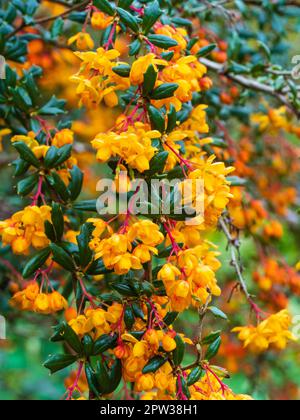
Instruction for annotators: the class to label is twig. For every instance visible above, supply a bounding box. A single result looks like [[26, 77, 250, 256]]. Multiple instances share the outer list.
[[200, 57, 300, 118], [6, 0, 90, 40], [219, 216, 264, 320]]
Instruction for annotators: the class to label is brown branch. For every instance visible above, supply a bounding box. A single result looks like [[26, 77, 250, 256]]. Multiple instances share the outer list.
[[6, 0, 90, 40], [219, 216, 264, 320], [200, 57, 300, 119]]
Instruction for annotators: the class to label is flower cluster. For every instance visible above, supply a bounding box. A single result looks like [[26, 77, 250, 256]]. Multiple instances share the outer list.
[[0, 206, 51, 255], [232, 310, 297, 354], [91, 123, 159, 173], [70, 48, 130, 108], [89, 220, 164, 275], [10, 282, 68, 314]]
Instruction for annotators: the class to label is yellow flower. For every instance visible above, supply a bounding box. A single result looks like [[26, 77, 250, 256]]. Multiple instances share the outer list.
[[0, 206, 51, 255], [68, 32, 95, 50], [136, 374, 155, 392], [232, 310, 297, 353], [92, 123, 159, 172], [52, 129, 74, 148], [91, 11, 113, 30], [162, 334, 177, 352], [130, 54, 168, 85]]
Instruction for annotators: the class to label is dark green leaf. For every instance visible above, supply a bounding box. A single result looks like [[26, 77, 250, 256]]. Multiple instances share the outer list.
[[187, 366, 203, 386], [142, 1, 162, 34], [205, 336, 221, 361], [44, 354, 77, 374], [142, 355, 167, 374], [148, 34, 178, 49], [93, 333, 118, 355], [50, 243, 76, 271], [151, 83, 179, 100], [117, 7, 140, 33], [22, 247, 51, 279], [13, 142, 40, 167], [93, 0, 115, 16], [173, 334, 185, 366]]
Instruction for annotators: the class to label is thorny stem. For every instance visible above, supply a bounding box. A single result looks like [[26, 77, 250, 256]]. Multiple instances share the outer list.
[[66, 361, 84, 400], [219, 216, 265, 320], [203, 364, 229, 395], [165, 142, 193, 171], [32, 176, 45, 206], [163, 222, 182, 256], [105, 21, 118, 51]]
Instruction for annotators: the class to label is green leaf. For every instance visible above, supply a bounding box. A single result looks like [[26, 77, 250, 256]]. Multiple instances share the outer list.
[[105, 359, 122, 394], [148, 34, 178, 49], [17, 174, 38, 196], [38, 95, 66, 116], [205, 336, 221, 361], [45, 220, 57, 242], [167, 104, 177, 133], [50, 243, 76, 272], [51, 203, 64, 242], [202, 330, 221, 345], [73, 200, 98, 212], [44, 146, 59, 169], [93, 0, 115, 16], [146, 151, 169, 176], [151, 83, 179, 100], [163, 311, 179, 326], [54, 144, 73, 167], [210, 138, 227, 149], [132, 302, 145, 321], [177, 375, 191, 399], [119, 0, 133, 9], [85, 364, 100, 397], [117, 8, 140, 33], [112, 282, 138, 297], [124, 305, 135, 329], [258, 40, 271, 60], [129, 38, 142, 56], [51, 17, 64, 38], [93, 333, 118, 355], [44, 354, 77, 374], [196, 43, 217, 58], [142, 356, 167, 374], [173, 334, 185, 366], [13, 142, 40, 167], [47, 172, 70, 202], [86, 259, 111, 275], [22, 247, 51, 279], [148, 106, 165, 132], [208, 306, 228, 320], [142, 1, 162, 34], [83, 335, 94, 357], [161, 51, 175, 61], [12, 159, 30, 177], [51, 322, 83, 354], [77, 224, 93, 268], [227, 176, 247, 187], [143, 64, 158, 96], [112, 64, 131, 77], [187, 366, 203, 386], [68, 166, 83, 201]]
